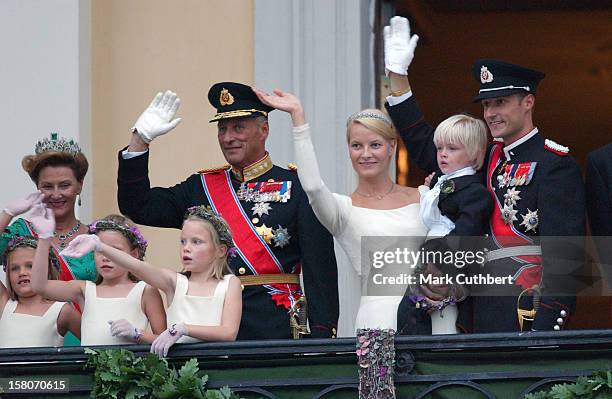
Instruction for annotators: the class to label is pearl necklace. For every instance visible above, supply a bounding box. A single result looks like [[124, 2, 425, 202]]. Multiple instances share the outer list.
[[54, 221, 82, 249], [355, 182, 395, 200]]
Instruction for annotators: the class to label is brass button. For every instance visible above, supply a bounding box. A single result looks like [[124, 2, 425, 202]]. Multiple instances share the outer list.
[[238, 267, 246, 275], [241, 284, 245, 291], [252, 217, 259, 224]]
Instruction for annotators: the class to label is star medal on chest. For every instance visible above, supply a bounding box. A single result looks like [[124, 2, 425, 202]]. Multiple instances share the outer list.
[[238, 180, 292, 203], [272, 226, 291, 248], [501, 203, 518, 225], [520, 208, 539, 233], [503, 187, 521, 207], [255, 224, 274, 244], [252, 202, 272, 217]]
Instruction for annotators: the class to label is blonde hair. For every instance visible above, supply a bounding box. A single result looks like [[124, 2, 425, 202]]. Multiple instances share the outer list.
[[433, 114, 488, 170], [182, 216, 232, 281], [5, 244, 58, 301], [346, 108, 398, 143], [91, 214, 142, 284]]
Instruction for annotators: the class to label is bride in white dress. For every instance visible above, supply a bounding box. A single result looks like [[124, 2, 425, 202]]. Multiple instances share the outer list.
[[253, 88, 436, 333]]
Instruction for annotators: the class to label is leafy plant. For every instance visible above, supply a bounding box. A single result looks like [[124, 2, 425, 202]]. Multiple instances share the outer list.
[[524, 369, 612, 399], [85, 348, 240, 399]]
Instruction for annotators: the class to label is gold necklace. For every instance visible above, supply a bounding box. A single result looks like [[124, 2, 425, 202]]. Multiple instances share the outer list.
[[355, 182, 395, 200]]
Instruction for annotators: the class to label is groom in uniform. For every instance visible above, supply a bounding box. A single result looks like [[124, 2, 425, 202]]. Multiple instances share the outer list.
[[383, 17, 585, 332]]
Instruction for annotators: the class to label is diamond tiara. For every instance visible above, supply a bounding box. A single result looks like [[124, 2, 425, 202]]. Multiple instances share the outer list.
[[346, 111, 392, 128], [34, 132, 81, 156]]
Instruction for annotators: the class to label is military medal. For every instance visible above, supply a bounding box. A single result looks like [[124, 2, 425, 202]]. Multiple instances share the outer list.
[[236, 183, 253, 202], [504, 187, 521, 207], [496, 160, 507, 177], [273, 226, 291, 248], [252, 202, 272, 217], [500, 162, 537, 188], [500, 164, 515, 187], [520, 209, 539, 233], [502, 203, 518, 225], [255, 224, 274, 244], [237, 181, 292, 203]]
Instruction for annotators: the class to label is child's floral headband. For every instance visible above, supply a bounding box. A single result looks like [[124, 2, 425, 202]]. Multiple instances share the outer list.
[[89, 220, 148, 259], [2, 235, 60, 273], [185, 206, 236, 256]]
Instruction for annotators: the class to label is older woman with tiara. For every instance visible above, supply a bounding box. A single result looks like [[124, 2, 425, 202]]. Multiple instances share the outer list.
[[253, 88, 430, 335], [1, 133, 95, 285]]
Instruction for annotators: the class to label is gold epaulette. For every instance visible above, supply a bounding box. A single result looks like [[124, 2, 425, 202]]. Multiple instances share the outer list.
[[287, 163, 298, 172], [197, 164, 231, 174]]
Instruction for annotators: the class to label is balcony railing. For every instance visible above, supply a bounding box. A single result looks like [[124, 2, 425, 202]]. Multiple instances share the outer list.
[[0, 329, 611, 398]]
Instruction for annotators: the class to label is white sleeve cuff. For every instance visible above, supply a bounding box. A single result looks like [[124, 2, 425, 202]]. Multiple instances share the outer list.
[[386, 90, 413, 106], [292, 123, 310, 139], [121, 148, 149, 159]]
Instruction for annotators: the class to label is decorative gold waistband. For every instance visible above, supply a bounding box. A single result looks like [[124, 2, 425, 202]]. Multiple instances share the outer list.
[[239, 273, 300, 286]]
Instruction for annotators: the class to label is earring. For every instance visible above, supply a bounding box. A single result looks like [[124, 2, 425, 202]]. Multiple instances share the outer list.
[[77, 194, 82, 207]]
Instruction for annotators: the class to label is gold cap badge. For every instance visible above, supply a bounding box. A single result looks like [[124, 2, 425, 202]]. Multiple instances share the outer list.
[[220, 88, 234, 106]]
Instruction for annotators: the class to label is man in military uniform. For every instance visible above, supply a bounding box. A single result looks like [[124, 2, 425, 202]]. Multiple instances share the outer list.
[[117, 83, 339, 340], [383, 17, 585, 332]]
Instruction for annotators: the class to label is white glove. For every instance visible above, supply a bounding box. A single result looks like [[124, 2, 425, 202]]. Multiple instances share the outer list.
[[28, 204, 55, 239], [150, 322, 187, 358], [3, 191, 43, 217], [109, 319, 142, 342], [132, 90, 182, 144], [383, 16, 419, 76], [60, 234, 101, 257]]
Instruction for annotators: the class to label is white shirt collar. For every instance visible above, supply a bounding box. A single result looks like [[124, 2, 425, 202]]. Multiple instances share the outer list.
[[503, 127, 539, 161], [437, 166, 476, 185]]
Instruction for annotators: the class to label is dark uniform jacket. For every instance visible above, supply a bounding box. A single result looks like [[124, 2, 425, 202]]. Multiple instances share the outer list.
[[387, 96, 586, 332], [117, 150, 339, 340]]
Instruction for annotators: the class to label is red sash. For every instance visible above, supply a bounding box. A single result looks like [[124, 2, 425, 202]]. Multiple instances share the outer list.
[[201, 171, 302, 309], [487, 143, 542, 288]]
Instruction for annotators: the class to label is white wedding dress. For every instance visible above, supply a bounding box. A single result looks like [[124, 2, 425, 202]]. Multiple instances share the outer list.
[[292, 124, 428, 331]]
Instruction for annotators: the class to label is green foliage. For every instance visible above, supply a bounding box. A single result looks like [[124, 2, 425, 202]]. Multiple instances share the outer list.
[[524, 369, 612, 399], [85, 348, 240, 399]]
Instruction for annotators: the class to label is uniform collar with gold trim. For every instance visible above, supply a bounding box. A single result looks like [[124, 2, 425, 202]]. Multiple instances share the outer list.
[[231, 153, 273, 182], [503, 127, 539, 161]]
